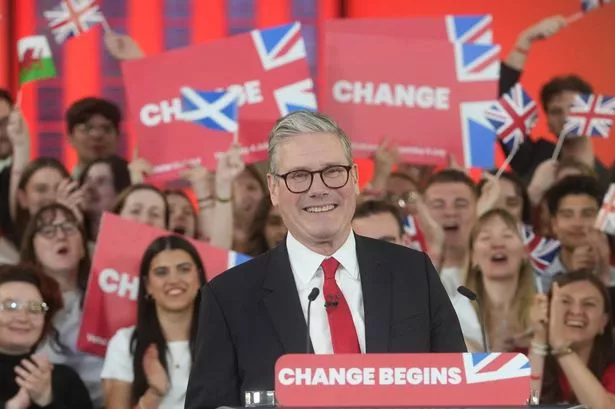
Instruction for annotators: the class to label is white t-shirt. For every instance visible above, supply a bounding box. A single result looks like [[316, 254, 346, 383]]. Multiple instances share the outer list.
[[440, 267, 462, 299], [101, 326, 191, 409]]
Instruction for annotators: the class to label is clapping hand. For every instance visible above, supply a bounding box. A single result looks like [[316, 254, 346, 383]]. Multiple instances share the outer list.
[[143, 344, 169, 398], [14, 355, 53, 407]]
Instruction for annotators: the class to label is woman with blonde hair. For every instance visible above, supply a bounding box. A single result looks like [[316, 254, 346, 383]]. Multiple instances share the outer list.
[[452, 208, 536, 352]]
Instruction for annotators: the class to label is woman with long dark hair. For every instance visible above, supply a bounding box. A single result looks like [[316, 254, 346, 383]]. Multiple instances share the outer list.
[[20, 202, 104, 407], [101, 235, 206, 409], [528, 270, 615, 407]]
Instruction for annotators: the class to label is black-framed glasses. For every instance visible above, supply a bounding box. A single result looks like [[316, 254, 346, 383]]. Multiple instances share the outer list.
[[36, 221, 79, 239], [0, 299, 49, 316], [274, 165, 352, 194]]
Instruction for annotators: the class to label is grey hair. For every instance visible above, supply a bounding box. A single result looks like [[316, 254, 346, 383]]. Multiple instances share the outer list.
[[268, 110, 353, 174]]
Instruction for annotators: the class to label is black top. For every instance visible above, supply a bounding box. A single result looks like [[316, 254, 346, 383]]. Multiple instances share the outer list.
[[0, 351, 93, 409], [498, 62, 611, 187]]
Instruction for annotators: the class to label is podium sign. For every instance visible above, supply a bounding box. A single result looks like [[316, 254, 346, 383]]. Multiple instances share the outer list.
[[275, 353, 531, 407]]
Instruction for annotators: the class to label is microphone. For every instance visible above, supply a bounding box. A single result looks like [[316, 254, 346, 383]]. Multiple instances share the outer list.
[[457, 285, 489, 352], [306, 287, 320, 353]]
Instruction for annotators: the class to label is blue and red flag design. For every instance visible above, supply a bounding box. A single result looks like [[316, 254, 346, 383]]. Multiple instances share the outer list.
[[462, 353, 530, 384], [44, 0, 106, 44], [522, 224, 561, 274], [563, 93, 615, 138], [485, 83, 538, 152], [582, 0, 613, 12], [445, 14, 493, 44]]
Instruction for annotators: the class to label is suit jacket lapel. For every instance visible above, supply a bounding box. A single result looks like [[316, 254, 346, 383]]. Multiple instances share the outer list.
[[356, 235, 391, 353], [263, 241, 310, 354]]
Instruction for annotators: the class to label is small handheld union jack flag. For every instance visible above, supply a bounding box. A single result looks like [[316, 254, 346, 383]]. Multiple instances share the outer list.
[[485, 83, 538, 152], [562, 93, 615, 138], [582, 0, 613, 12], [521, 224, 561, 275], [596, 184, 615, 235], [44, 0, 108, 45]]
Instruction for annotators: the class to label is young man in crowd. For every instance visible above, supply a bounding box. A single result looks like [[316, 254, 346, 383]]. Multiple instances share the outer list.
[[543, 175, 610, 288], [499, 15, 610, 186], [66, 97, 122, 177], [423, 169, 478, 296], [352, 200, 404, 245]]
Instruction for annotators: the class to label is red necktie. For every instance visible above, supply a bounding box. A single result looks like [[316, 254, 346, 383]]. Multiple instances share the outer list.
[[321, 257, 360, 353]]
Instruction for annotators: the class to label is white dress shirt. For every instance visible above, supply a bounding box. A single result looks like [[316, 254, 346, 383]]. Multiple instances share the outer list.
[[286, 231, 365, 354]]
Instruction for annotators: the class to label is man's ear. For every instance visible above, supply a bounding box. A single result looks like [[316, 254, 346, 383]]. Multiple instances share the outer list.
[[267, 173, 279, 206]]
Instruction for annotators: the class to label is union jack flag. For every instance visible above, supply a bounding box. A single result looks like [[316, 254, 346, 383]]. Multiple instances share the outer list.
[[453, 43, 501, 83], [252, 22, 307, 71], [446, 15, 493, 44], [596, 184, 615, 235], [460, 101, 498, 168], [463, 353, 530, 384], [522, 224, 561, 274], [181, 88, 239, 133], [401, 215, 427, 251], [562, 93, 615, 138], [582, 0, 613, 12], [485, 83, 538, 152], [44, 0, 106, 44]]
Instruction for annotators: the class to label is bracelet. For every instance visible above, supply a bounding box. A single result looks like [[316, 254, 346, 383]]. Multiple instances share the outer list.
[[530, 341, 548, 351], [530, 373, 542, 381], [531, 347, 548, 357], [551, 344, 574, 357], [216, 196, 231, 203]]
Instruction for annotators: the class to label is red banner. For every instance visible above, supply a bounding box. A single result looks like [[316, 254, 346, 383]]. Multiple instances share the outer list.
[[275, 353, 531, 407], [323, 31, 500, 169], [122, 22, 316, 184], [77, 213, 250, 356]]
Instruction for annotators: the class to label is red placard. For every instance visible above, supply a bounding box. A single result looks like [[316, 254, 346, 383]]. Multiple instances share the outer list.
[[76, 213, 250, 356], [122, 22, 316, 184], [275, 353, 531, 407], [323, 32, 499, 169]]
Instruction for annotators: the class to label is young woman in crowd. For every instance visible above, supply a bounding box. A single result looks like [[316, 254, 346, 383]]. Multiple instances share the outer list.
[[246, 196, 287, 256], [0, 263, 93, 409], [164, 190, 199, 238], [101, 235, 206, 409], [528, 270, 615, 408], [452, 209, 535, 352], [78, 154, 131, 242], [20, 203, 104, 407], [231, 165, 266, 254], [8, 158, 76, 247], [111, 184, 169, 230]]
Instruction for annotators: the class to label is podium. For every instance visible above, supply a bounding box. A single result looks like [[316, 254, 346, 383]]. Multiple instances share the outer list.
[[263, 353, 538, 408]]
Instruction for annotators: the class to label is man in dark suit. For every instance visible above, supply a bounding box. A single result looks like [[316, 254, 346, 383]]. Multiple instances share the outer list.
[[185, 111, 466, 409]]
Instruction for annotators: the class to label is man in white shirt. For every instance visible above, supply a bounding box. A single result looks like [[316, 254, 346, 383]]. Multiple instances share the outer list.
[[185, 111, 465, 409]]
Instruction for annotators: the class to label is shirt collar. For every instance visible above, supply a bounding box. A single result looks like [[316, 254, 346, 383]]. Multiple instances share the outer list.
[[286, 230, 358, 287]]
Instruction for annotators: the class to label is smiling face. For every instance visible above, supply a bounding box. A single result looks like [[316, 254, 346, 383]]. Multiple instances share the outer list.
[[268, 132, 359, 253], [145, 249, 201, 313], [0, 282, 46, 355], [33, 210, 84, 276], [425, 181, 477, 250], [471, 215, 526, 280], [551, 194, 599, 250], [552, 280, 608, 346]]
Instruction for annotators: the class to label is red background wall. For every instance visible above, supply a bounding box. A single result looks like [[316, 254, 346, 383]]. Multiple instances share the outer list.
[[1, 0, 614, 181]]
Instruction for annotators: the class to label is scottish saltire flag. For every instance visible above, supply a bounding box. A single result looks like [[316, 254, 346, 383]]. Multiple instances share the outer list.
[[462, 353, 530, 384], [485, 83, 538, 152], [596, 184, 615, 235], [17, 36, 57, 85], [252, 23, 317, 114], [582, 0, 612, 11], [521, 224, 561, 274], [181, 88, 239, 133], [562, 93, 615, 138], [446, 15, 493, 44], [44, 0, 106, 44]]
